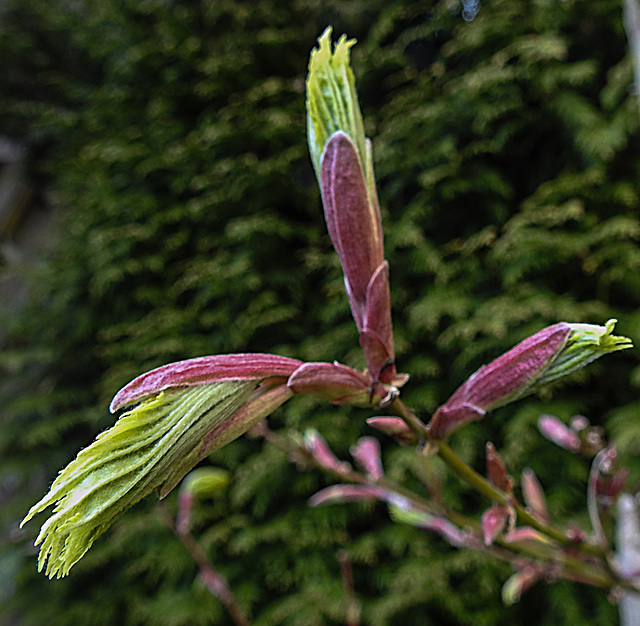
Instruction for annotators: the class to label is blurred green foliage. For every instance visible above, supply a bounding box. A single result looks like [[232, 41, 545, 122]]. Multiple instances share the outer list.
[[1, 0, 640, 624]]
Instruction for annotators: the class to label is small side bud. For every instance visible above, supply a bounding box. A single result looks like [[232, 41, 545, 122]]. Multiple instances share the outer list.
[[502, 566, 542, 606], [521, 468, 549, 523], [287, 361, 385, 407], [350, 437, 384, 480], [481, 505, 510, 546], [366, 417, 419, 446], [176, 468, 230, 536], [303, 429, 352, 476], [538, 414, 581, 452], [486, 443, 514, 493]]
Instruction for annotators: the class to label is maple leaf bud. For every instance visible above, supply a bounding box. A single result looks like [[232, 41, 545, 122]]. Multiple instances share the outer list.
[[350, 437, 384, 480], [481, 505, 511, 546], [287, 361, 387, 407], [521, 468, 549, 523], [306, 27, 369, 195], [428, 320, 631, 440], [486, 442, 514, 492], [366, 417, 419, 446], [302, 429, 352, 475], [538, 414, 581, 452], [22, 353, 301, 578], [306, 28, 395, 383]]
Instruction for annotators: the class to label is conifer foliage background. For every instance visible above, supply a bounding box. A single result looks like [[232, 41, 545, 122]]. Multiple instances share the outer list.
[[1, 0, 639, 624]]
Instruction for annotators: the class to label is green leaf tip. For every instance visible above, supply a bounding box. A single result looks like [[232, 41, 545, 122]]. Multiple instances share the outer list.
[[306, 26, 368, 186], [21, 380, 255, 578], [536, 318, 632, 388]]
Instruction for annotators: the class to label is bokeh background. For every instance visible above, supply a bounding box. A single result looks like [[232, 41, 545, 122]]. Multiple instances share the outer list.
[[1, 0, 640, 624]]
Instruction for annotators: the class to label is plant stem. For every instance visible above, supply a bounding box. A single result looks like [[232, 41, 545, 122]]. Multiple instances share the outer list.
[[158, 503, 250, 626], [337, 550, 361, 626], [389, 398, 606, 558], [257, 413, 626, 594]]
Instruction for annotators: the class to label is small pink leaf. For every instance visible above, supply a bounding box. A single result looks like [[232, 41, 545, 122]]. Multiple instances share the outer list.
[[350, 437, 384, 480], [361, 261, 395, 382], [303, 430, 352, 475], [521, 468, 549, 523], [486, 442, 514, 493], [110, 353, 302, 412], [538, 414, 581, 452], [366, 417, 418, 446], [503, 526, 550, 545], [481, 505, 510, 546], [287, 361, 373, 406], [309, 484, 390, 506]]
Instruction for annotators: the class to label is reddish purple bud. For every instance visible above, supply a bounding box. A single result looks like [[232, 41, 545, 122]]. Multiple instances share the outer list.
[[287, 361, 385, 407], [521, 468, 549, 523], [359, 261, 396, 383], [366, 417, 419, 446], [304, 430, 352, 476], [570, 414, 590, 431], [482, 505, 511, 546], [110, 353, 302, 412], [428, 324, 572, 440], [502, 565, 543, 605], [321, 132, 383, 322], [486, 443, 514, 492], [350, 437, 384, 480], [320, 131, 395, 383], [538, 414, 581, 452]]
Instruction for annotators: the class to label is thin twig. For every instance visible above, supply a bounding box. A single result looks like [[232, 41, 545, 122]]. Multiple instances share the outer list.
[[337, 550, 361, 626], [389, 397, 607, 558], [159, 503, 250, 626], [255, 418, 618, 589]]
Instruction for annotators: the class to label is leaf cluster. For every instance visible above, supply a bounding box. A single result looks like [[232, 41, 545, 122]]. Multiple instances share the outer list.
[[0, 0, 638, 624]]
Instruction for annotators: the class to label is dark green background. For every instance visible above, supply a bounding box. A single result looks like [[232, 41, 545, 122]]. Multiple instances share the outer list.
[[1, 0, 639, 623]]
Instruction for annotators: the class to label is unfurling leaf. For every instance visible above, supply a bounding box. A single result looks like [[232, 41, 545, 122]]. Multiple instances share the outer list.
[[307, 28, 396, 384], [22, 381, 256, 578], [428, 320, 632, 440]]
